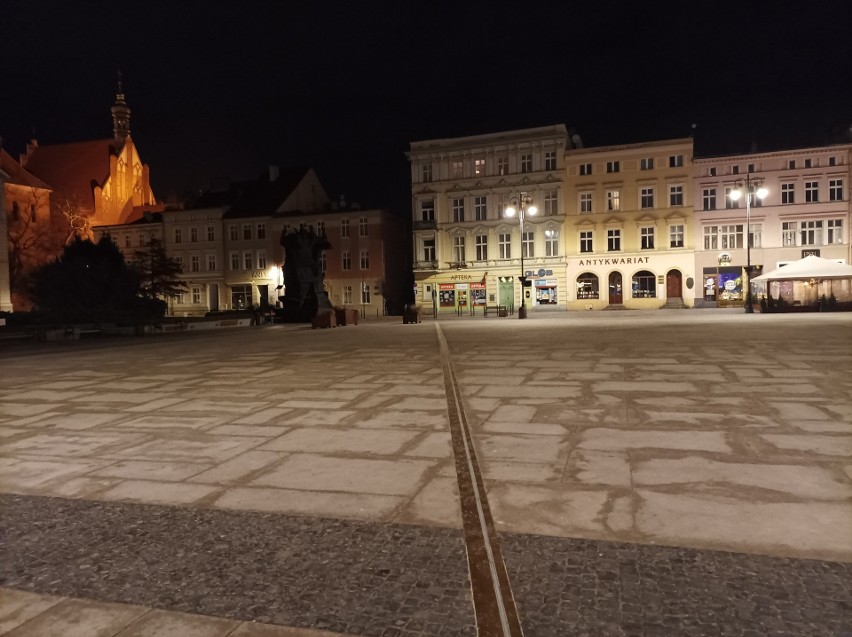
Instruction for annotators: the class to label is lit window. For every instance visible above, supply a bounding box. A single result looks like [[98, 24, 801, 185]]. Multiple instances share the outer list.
[[474, 158, 486, 175], [632, 270, 656, 298], [669, 225, 684, 248], [545, 229, 559, 256], [606, 190, 620, 211], [827, 219, 843, 244]]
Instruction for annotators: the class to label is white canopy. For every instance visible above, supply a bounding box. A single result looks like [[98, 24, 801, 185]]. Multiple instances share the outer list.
[[752, 255, 852, 282]]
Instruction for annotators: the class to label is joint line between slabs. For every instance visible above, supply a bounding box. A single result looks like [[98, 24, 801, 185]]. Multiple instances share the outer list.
[[435, 323, 523, 637]]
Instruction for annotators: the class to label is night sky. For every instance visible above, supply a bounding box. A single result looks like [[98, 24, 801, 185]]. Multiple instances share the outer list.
[[2, 0, 851, 215]]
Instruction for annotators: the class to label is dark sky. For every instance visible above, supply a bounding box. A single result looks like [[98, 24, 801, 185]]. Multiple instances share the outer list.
[[2, 0, 851, 214]]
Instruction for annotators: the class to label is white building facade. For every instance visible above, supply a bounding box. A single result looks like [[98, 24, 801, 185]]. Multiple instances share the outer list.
[[408, 125, 571, 315], [693, 144, 852, 307]]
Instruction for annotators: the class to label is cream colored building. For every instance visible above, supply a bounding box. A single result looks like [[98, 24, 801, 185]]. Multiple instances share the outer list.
[[408, 125, 571, 315], [693, 144, 851, 307], [564, 138, 696, 309]]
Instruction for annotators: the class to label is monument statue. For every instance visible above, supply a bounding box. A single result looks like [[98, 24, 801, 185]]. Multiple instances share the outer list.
[[279, 224, 333, 322]]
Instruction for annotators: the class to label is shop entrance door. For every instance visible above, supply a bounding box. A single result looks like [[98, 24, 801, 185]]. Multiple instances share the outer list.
[[608, 272, 623, 304], [666, 270, 682, 299], [457, 290, 468, 313], [498, 280, 514, 312]]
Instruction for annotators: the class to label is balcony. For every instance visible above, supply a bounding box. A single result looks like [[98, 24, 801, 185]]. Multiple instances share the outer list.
[[414, 219, 437, 231], [413, 260, 439, 271]]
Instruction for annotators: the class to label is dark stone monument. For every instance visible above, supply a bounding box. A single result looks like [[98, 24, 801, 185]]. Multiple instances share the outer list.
[[279, 224, 333, 323]]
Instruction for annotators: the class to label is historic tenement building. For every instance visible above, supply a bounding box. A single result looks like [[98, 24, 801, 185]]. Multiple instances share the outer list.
[[693, 144, 852, 307], [563, 138, 696, 309], [408, 125, 572, 315]]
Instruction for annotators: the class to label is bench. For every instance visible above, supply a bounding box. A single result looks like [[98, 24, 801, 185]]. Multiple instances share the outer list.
[[484, 305, 508, 317]]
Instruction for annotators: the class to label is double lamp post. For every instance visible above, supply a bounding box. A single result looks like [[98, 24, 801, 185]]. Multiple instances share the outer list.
[[504, 193, 536, 319], [729, 175, 768, 313]]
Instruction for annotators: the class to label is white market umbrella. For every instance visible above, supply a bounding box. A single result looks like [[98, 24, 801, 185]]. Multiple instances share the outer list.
[[752, 255, 852, 282]]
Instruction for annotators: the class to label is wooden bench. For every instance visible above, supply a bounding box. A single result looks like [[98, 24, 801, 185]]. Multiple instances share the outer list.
[[484, 305, 508, 317]]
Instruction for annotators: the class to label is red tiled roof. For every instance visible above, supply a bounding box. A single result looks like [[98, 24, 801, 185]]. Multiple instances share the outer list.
[[23, 139, 116, 206], [0, 149, 52, 190]]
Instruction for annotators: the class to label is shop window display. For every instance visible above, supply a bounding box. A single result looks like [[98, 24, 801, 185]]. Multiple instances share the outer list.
[[631, 270, 656, 298]]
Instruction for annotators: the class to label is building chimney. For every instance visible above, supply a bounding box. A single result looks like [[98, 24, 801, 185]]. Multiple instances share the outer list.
[[269, 165, 279, 182]]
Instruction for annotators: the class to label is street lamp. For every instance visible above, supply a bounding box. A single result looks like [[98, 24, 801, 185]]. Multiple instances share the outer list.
[[729, 175, 768, 314], [505, 193, 537, 319]]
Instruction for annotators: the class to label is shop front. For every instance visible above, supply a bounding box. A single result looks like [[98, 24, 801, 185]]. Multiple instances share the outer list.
[[415, 272, 489, 315], [566, 253, 696, 310]]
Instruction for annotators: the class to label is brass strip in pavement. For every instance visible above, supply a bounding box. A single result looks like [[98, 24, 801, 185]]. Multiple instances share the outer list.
[[435, 324, 524, 637]]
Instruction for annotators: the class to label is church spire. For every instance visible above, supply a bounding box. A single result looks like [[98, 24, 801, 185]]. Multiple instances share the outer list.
[[111, 71, 131, 148]]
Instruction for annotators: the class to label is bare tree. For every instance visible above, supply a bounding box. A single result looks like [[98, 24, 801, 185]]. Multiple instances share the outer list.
[[55, 195, 94, 244]]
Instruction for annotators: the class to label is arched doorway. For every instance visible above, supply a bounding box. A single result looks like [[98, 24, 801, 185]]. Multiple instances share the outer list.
[[608, 272, 623, 304], [666, 269, 683, 299]]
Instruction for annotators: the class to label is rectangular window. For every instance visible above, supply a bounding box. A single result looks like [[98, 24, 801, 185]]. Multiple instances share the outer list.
[[359, 217, 368, 236], [607, 229, 621, 251], [207, 226, 215, 241], [243, 251, 252, 270], [703, 188, 717, 211], [544, 191, 558, 215], [669, 155, 684, 167], [191, 287, 201, 304], [422, 164, 432, 182], [787, 159, 796, 170], [452, 160, 463, 178], [640, 157, 654, 171], [341, 219, 351, 237], [452, 198, 465, 222], [475, 234, 488, 261], [804, 158, 812, 168], [607, 190, 620, 211], [749, 223, 762, 248], [805, 181, 819, 203], [579, 192, 593, 214], [207, 254, 216, 271], [423, 238, 435, 261], [781, 183, 795, 204], [361, 283, 371, 305], [190, 227, 198, 243], [343, 285, 353, 305], [243, 224, 252, 240], [725, 186, 740, 209], [545, 151, 556, 171], [782, 222, 797, 246], [709, 167, 717, 177], [342, 251, 351, 270], [360, 249, 369, 269], [499, 233, 511, 259], [827, 219, 843, 244], [580, 230, 593, 253], [474, 158, 486, 176], [229, 225, 238, 241], [190, 255, 200, 272], [829, 179, 844, 201], [800, 220, 823, 246], [640, 227, 655, 250], [748, 163, 756, 173], [579, 163, 592, 176], [732, 165, 739, 175], [669, 184, 684, 207], [230, 252, 239, 270], [257, 250, 267, 270], [497, 156, 509, 176], [453, 236, 465, 262], [669, 224, 684, 248], [256, 223, 266, 239], [230, 285, 252, 309], [640, 187, 654, 209], [174, 228, 182, 244], [606, 160, 620, 173], [522, 231, 534, 258], [124, 235, 131, 248], [720, 224, 743, 250], [420, 200, 435, 222], [704, 226, 718, 250], [520, 154, 533, 173], [474, 195, 487, 221], [545, 229, 559, 256]]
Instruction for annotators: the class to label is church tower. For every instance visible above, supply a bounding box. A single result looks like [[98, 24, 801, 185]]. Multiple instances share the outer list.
[[111, 72, 131, 148]]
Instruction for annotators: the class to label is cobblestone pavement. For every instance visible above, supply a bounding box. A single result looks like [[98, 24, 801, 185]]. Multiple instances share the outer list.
[[1, 311, 851, 635]]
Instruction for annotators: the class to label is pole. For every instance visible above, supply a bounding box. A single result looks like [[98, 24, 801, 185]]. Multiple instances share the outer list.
[[518, 205, 527, 319], [744, 174, 753, 313]]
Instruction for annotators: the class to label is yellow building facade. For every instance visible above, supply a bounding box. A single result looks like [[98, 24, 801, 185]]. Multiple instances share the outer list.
[[564, 138, 697, 309]]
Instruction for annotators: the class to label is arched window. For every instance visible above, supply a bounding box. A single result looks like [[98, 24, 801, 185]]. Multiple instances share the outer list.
[[632, 270, 656, 298], [577, 272, 599, 299]]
